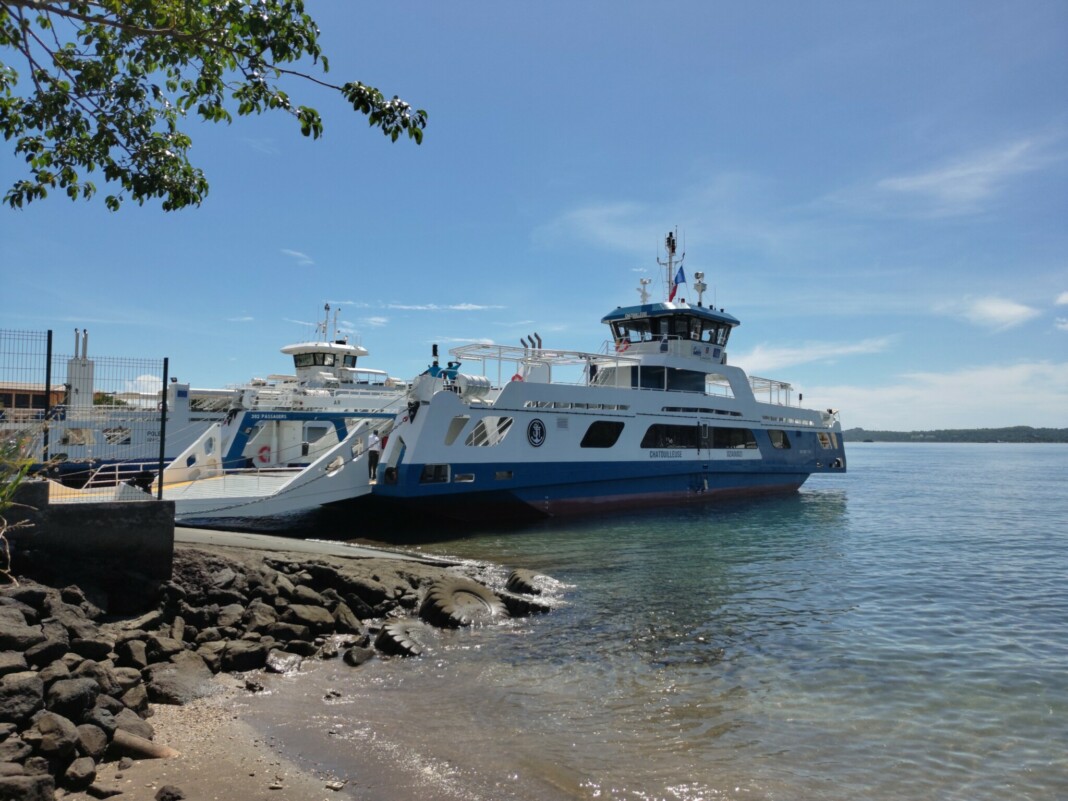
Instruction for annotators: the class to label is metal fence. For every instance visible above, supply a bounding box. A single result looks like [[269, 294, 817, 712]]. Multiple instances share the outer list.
[[1, 328, 168, 500]]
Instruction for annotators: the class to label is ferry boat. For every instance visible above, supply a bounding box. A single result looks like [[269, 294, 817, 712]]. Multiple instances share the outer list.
[[154, 401, 401, 528], [18, 304, 406, 490], [373, 233, 846, 521], [150, 303, 408, 527]]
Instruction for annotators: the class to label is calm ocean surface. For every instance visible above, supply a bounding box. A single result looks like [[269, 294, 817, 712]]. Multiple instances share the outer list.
[[243, 443, 1068, 801]]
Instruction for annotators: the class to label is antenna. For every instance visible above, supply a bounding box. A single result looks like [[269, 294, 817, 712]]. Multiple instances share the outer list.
[[657, 229, 685, 301], [638, 277, 651, 304]]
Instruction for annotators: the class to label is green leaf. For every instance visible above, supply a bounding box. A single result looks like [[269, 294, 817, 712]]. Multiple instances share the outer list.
[[1, 1, 427, 211]]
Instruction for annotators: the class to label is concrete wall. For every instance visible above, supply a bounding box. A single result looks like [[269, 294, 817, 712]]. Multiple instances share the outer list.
[[5, 480, 174, 586]]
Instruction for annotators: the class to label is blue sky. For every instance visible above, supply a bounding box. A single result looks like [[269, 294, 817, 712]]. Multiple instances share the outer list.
[[2, 1, 1066, 430]]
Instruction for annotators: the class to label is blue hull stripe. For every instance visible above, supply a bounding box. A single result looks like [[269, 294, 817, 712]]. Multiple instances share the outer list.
[[374, 457, 818, 519]]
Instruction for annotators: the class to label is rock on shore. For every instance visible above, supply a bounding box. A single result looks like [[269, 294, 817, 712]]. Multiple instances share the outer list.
[[0, 542, 555, 800]]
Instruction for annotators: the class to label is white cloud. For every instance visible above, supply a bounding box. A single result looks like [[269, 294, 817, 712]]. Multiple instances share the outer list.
[[361, 316, 389, 328], [533, 171, 792, 260], [937, 296, 1041, 331], [122, 374, 164, 402], [810, 361, 1068, 430], [387, 303, 504, 311], [1055, 318, 1068, 332], [281, 249, 314, 267], [732, 337, 894, 374], [1056, 292, 1068, 306], [243, 138, 279, 155], [874, 137, 1058, 217], [535, 201, 660, 255], [226, 316, 254, 323], [326, 300, 371, 308], [433, 337, 496, 345]]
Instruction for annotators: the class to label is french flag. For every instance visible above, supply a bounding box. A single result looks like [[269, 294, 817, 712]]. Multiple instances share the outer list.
[[668, 266, 686, 301]]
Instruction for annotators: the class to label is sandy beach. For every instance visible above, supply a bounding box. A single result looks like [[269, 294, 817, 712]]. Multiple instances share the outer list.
[[63, 672, 350, 801], [3, 528, 530, 801]]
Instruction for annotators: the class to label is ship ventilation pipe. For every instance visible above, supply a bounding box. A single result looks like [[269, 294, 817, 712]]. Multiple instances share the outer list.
[[74, 329, 80, 358], [432, 343, 439, 368], [520, 337, 531, 350], [533, 332, 542, 349], [83, 329, 88, 359]]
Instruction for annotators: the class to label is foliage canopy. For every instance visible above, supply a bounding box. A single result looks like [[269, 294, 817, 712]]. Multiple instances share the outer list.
[[0, 1, 426, 210]]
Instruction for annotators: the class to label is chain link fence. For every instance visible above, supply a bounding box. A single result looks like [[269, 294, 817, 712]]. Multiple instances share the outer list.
[[1, 328, 168, 499]]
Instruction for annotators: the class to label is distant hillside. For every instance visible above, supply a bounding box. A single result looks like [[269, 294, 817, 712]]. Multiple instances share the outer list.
[[843, 426, 1068, 443]]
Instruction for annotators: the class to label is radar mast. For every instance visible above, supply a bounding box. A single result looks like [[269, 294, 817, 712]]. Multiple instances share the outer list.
[[657, 230, 685, 301]]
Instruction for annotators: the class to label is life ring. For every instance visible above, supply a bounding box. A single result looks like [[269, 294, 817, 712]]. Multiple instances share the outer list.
[[257, 446, 271, 463], [511, 373, 523, 382], [615, 340, 630, 353]]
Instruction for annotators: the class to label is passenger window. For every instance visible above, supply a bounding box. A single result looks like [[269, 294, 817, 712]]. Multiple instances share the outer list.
[[581, 421, 625, 448], [769, 429, 791, 449]]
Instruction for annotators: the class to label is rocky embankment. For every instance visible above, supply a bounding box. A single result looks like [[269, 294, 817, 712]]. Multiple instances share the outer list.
[[0, 544, 554, 800]]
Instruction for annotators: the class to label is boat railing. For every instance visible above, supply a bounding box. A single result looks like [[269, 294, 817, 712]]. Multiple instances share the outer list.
[[239, 383, 405, 410], [79, 459, 162, 490], [448, 342, 642, 388], [748, 375, 795, 406]]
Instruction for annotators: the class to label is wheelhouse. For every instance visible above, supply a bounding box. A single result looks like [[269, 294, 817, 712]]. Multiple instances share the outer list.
[[291, 349, 360, 370], [601, 304, 739, 350]]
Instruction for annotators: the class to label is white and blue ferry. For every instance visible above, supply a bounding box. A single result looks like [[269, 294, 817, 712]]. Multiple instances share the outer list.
[[374, 233, 846, 521]]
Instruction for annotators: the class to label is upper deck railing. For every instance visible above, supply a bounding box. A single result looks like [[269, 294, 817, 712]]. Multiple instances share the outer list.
[[446, 341, 804, 409]]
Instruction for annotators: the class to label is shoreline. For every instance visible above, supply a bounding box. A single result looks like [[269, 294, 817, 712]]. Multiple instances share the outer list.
[[2, 530, 552, 800], [64, 672, 351, 801]]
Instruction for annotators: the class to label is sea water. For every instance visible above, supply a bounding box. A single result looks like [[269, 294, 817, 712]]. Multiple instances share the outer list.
[[242, 444, 1068, 801]]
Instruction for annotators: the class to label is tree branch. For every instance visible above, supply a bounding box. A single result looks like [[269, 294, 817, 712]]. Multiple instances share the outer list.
[[1, 0, 221, 44]]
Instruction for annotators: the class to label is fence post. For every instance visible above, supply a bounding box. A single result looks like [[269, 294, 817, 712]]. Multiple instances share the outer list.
[[157, 357, 168, 500], [43, 329, 53, 462]]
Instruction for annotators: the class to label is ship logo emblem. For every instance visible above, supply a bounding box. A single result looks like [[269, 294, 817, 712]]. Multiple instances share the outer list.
[[527, 418, 546, 447]]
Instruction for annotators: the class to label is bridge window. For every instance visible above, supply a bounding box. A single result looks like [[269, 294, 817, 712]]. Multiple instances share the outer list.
[[769, 429, 791, 449]]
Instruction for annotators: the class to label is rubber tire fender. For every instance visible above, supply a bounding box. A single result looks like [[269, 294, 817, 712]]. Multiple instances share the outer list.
[[505, 568, 543, 596], [374, 619, 433, 657], [418, 577, 509, 629]]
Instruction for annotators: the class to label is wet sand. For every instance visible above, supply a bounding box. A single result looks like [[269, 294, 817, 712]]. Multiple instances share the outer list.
[[58, 528, 471, 801], [62, 672, 359, 801]]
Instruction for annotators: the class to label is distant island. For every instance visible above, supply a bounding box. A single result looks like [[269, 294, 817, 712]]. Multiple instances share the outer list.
[[843, 426, 1068, 443]]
